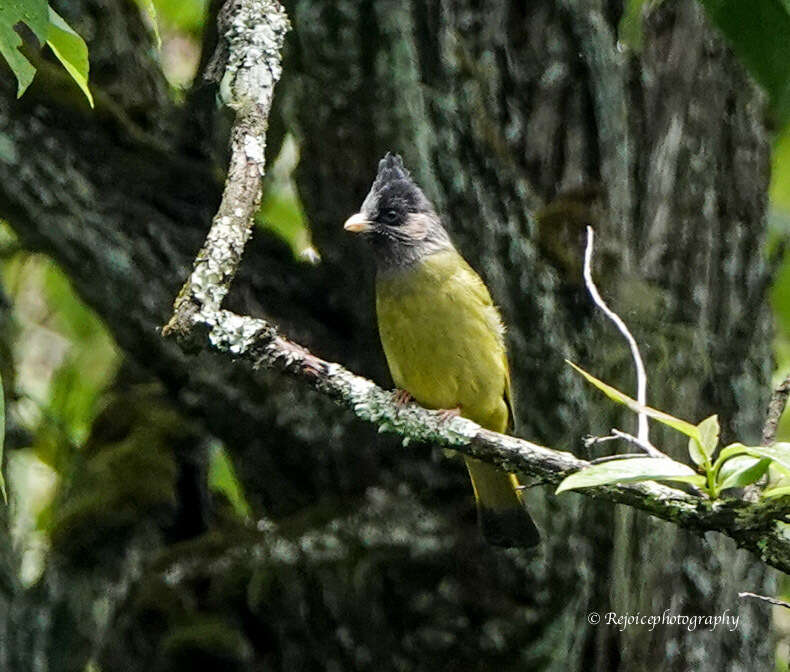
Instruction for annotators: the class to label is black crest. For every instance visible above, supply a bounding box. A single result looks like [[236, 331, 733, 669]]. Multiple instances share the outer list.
[[367, 152, 430, 216], [373, 152, 411, 189]]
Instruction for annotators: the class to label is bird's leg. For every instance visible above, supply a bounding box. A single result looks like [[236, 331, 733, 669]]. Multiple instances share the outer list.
[[437, 406, 461, 423], [393, 389, 414, 406]]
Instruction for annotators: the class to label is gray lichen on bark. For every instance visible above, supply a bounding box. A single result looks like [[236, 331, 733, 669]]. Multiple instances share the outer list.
[[167, 0, 289, 324]]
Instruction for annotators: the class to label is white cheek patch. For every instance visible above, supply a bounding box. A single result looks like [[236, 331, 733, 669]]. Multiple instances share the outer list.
[[404, 213, 432, 240]]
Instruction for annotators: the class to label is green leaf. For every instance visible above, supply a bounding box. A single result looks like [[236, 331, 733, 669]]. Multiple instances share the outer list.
[[0, 0, 48, 40], [154, 0, 208, 33], [46, 8, 93, 107], [697, 415, 720, 455], [740, 443, 790, 472], [0, 0, 49, 96], [556, 457, 703, 494], [717, 456, 771, 490], [0, 369, 6, 503], [208, 443, 251, 518], [688, 414, 719, 465], [132, 0, 161, 48], [698, 0, 790, 127], [566, 361, 700, 438], [763, 485, 790, 498]]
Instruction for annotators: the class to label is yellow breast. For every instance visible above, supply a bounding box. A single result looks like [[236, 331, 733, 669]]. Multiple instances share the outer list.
[[375, 248, 511, 432]]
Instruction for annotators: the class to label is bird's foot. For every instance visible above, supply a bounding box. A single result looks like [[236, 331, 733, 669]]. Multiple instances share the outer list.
[[393, 389, 414, 407], [437, 407, 461, 423]]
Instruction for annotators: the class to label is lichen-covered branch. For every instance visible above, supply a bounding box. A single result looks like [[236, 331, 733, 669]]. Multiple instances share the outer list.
[[170, 305, 790, 574], [164, 0, 289, 338], [763, 373, 790, 445]]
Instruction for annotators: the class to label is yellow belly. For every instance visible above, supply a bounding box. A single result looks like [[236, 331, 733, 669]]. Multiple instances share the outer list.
[[375, 250, 509, 432]]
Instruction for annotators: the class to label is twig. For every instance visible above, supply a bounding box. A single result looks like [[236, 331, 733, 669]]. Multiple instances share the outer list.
[[738, 592, 790, 609], [583, 226, 649, 443], [590, 453, 649, 464], [585, 430, 667, 459], [610, 429, 667, 459], [762, 373, 790, 445]]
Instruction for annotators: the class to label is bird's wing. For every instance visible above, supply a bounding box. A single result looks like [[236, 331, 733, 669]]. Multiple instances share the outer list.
[[503, 358, 516, 433], [455, 256, 516, 432]]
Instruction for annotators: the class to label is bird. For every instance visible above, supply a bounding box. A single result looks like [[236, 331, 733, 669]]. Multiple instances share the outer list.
[[343, 152, 540, 548]]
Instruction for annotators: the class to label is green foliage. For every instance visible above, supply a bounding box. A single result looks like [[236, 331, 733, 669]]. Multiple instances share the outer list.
[[48, 388, 184, 564], [0, 0, 93, 105], [773, 124, 790, 215], [688, 414, 719, 467], [559, 362, 790, 498], [716, 456, 771, 491], [46, 8, 93, 106], [30, 259, 119, 470], [698, 0, 790, 127], [565, 361, 699, 437], [556, 457, 703, 494], [0, 0, 47, 96], [132, 0, 161, 48], [208, 442, 251, 519], [256, 135, 318, 263], [771, 125, 790, 416], [152, 0, 208, 34]]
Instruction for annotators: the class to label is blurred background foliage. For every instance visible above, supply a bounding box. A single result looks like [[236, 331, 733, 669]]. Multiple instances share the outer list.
[[1, 0, 790, 667]]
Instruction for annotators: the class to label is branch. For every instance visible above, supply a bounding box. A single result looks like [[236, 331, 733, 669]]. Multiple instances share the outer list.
[[162, 0, 790, 576], [738, 592, 790, 609], [163, 0, 290, 341], [167, 307, 790, 572], [763, 373, 790, 445]]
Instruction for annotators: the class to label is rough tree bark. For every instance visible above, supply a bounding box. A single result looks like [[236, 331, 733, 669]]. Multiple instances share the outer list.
[[0, 0, 779, 670]]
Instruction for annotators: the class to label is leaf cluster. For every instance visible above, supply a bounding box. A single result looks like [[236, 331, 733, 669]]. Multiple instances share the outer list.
[[558, 363, 789, 500]]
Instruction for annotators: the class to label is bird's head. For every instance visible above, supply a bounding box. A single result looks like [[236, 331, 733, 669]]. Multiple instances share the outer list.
[[344, 153, 452, 268]]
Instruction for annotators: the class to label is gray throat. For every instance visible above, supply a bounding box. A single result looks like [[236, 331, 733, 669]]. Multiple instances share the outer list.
[[370, 219, 454, 272]]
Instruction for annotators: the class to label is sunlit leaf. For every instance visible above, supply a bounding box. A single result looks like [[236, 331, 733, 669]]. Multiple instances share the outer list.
[[717, 456, 771, 490], [688, 414, 719, 465], [256, 135, 318, 263], [153, 0, 208, 34], [46, 8, 93, 107], [556, 457, 703, 494], [208, 442, 251, 518], [716, 443, 790, 493], [740, 443, 790, 472], [132, 0, 161, 48], [763, 485, 790, 498], [27, 259, 119, 469], [566, 361, 700, 438], [0, 0, 48, 96]]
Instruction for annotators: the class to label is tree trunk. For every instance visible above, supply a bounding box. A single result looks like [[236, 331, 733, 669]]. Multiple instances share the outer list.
[[0, 0, 777, 670]]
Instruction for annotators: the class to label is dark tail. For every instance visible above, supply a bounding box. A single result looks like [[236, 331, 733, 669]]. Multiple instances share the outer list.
[[464, 457, 540, 548]]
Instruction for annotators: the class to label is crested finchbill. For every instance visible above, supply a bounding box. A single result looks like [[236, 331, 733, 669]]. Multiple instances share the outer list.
[[344, 152, 540, 549]]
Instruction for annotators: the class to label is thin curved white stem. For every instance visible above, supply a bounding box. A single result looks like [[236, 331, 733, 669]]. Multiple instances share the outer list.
[[583, 226, 649, 443]]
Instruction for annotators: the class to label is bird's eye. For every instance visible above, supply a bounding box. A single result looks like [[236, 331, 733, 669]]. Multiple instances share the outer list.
[[380, 209, 399, 225]]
